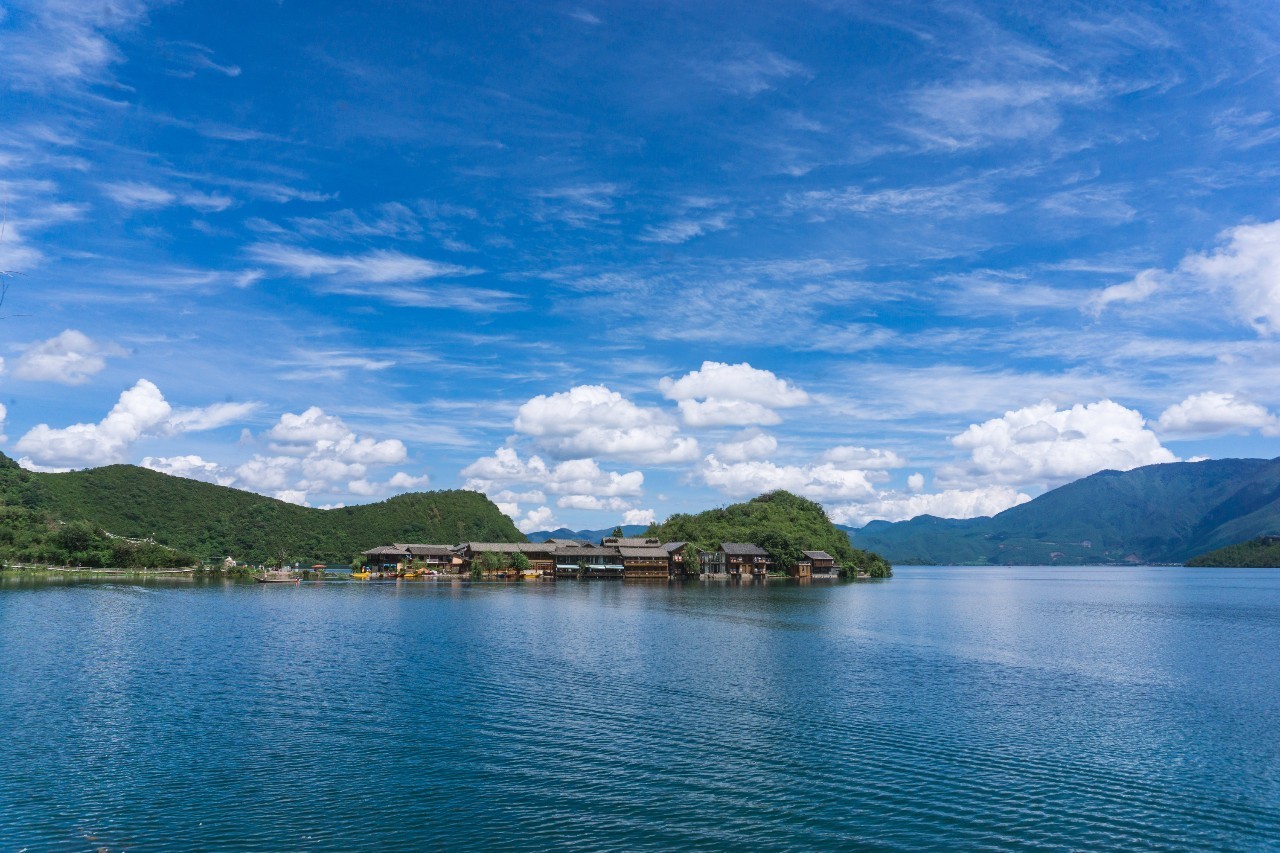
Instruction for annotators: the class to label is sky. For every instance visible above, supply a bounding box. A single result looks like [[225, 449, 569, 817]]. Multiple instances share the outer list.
[[3, 0, 1280, 533]]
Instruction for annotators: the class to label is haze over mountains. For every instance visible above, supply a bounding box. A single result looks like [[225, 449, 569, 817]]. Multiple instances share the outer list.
[[849, 458, 1280, 565]]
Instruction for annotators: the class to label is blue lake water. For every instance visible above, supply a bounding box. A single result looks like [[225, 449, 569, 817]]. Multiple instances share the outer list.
[[2, 567, 1278, 850]]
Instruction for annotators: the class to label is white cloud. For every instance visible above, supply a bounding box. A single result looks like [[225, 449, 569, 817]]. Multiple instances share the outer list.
[[0, 402, 7, 443], [623, 508, 656, 526], [1177, 220, 1280, 334], [1156, 391, 1280, 438], [274, 489, 310, 507], [829, 486, 1032, 527], [907, 473, 925, 492], [100, 181, 175, 209], [822, 446, 907, 470], [517, 506, 557, 534], [907, 80, 1096, 150], [713, 430, 778, 462], [661, 361, 809, 427], [387, 471, 431, 490], [12, 329, 113, 385], [141, 454, 234, 486], [0, 0, 157, 90], [694, 44, 808, 96], [941, 400, 1177, 489], [677, 399, 782, 427], [556, 495, 632, 511], [699, 454, 877, 501], [514, 385, 698, 463], [247, 243, 477, 283], [1087, 269, 1161, 316], [15, 379, 172, 467], [463, 447, 645, 498], [165, 401, 260, 434]]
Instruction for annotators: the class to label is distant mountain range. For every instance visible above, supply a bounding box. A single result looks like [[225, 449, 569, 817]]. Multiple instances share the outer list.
[[525, 525, 649, 543], [849, 457, 1280, 565]]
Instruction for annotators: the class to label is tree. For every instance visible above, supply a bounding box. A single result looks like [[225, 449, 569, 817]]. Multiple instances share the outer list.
[[682, 542, 701, 578], [510, 552, 531, 575], [611, 526, 624, 537], [480, 551, 504, 575]]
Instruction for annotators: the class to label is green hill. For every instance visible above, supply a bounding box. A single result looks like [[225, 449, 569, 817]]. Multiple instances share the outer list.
[[647, 490, 891, 577], [851, 457, 1280, 565], [1186, 537, 1280, 567], [0, 451, 523, 565]]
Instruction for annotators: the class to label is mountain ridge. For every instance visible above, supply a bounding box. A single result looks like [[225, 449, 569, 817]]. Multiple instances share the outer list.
[[850, 457, 1280, 564]]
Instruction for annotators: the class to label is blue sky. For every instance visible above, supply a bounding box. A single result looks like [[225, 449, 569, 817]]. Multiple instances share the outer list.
[[4, 0, 1280, 532]]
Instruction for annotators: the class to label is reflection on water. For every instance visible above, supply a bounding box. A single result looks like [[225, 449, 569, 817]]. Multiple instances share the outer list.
[[1, 567, 1277, 849]]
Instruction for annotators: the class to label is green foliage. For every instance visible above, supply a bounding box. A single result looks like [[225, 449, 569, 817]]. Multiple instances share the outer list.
[[479, 552, 504, 573], [0, 451, 523, 565], [509, 552, 531, 572], [646, 490, 890, 576], [610, 526, 624, 537], [839, 549, 893, 578], [1186, 537, 1280, 567]]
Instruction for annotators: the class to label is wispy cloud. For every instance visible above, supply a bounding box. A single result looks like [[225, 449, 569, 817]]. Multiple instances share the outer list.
[[247, 244, 480, 283], [692, 44, 809, 96]]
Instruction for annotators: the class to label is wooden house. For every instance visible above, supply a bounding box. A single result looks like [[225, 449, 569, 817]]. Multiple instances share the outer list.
[[803, 550, 836, 577], [719, 543, 772, 576], [459, 542, 556, 577], [551, 544, 624, 578], [661, 541, 689, 576], [601, 536, 661, 547], [362, 544, 411, 569], [618, 546, 670, 579]]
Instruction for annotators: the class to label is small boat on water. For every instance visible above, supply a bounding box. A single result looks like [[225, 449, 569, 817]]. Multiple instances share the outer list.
[[256, 570, 299, 584]]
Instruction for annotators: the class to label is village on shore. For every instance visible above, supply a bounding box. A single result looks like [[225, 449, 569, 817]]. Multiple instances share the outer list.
[[355, 536, 842, 580]]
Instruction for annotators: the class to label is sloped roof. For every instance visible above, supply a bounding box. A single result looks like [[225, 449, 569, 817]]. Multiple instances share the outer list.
[[404, 545, 456, 557], [802, 550, 835, 561], [602, 537, 661, 547], [661, 541, 687, 553], [553, 545, 620, 558], [362, 545, 409, 556], [463, 542, 554, 554], [720, 542, 769, 556], [619, 547, 669, 558]]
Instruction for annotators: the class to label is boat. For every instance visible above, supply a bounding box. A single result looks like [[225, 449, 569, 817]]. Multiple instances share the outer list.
[[256, 569, 299, 584]]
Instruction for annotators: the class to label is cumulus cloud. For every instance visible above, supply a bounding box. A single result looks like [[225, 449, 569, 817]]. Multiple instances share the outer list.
[[623, 508, 656, 526], [907, 473, 925, 492], [699, 454, 877, 501], [661, 361, 810, 427], [16, 379, 172, 468], [514, 385, 698, 463], [713, 430, 778, 462], [822, 446, 907, 469], [941, 399, 1177, 489], [556, 495, 632, 511], [387, 471, 431, 490], [517, 506, 557, 534], [1156, 391, 1280, 438], [829, 485, 1032, 527], [1178, 220, 1280, 334], [141, 454, 234, 486], [462, 447, 644, 498], [13, 329, 115, 384], [1112, 219, 1280, 333]]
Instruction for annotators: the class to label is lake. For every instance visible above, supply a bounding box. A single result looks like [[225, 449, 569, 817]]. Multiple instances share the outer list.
[[2, 567, 1277, 850]]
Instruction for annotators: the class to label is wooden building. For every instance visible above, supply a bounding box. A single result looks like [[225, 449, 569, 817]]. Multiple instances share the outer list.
[[618, 546, 670, 579], [718, 542, 772, 577], [551, 544, 624, 578], [802, 550, 836, 577], [661, 541, 689, 576], [459, 542, 556, 577]]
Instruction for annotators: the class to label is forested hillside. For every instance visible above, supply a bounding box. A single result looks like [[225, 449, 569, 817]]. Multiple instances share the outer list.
[[1186, 537, 1280, 567], [0, 452, 523, 565], [647, 490, 891, 577]]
